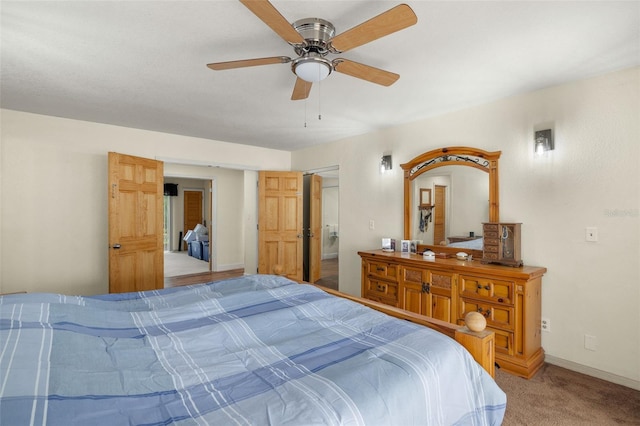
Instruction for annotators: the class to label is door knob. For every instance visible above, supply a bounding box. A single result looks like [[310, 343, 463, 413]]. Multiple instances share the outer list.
[[112, 244, 121, 249]]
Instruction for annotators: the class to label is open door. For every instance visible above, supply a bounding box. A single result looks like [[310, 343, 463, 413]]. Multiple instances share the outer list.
[[308, 174, 322, 283], [258, 171, 303, 281], [434, 185, 447, 245], [108, 152, 164, 293]]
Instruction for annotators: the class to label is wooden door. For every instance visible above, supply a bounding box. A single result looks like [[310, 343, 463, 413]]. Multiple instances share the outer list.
[[258, 171, 303, 281], [433, 185, 446, 245], [108, 152, 164, 293], [183, 190, 203, 250], [308, 174, 322, 283]]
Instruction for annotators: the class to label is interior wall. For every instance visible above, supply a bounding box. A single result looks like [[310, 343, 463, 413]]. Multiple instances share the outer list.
[[292, 67, 640, 387], [0, 110, 290, 295]]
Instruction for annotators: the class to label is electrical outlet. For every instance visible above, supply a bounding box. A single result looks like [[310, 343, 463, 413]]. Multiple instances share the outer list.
[[586, 227, 598, 242], [541, 318, 551, 332], [369, 220, 375, 230], [585, 335, 597, 351]]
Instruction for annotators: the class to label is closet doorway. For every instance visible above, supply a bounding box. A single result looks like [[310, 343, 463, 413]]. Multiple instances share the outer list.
[[304, 167, 339, 291]]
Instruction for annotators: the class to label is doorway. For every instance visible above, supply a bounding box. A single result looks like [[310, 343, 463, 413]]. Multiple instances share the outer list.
[[163, 177, 212, 278], [304, 167, 339, 290]]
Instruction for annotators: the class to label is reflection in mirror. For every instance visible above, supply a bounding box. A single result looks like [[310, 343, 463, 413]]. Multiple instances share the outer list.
[[402, 147, 501, 257], [412, 166, 489, 245]]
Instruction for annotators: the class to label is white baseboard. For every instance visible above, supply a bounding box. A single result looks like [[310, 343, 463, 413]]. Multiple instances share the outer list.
[[545, 355, 640, 391], [214, 263, 244, 272]]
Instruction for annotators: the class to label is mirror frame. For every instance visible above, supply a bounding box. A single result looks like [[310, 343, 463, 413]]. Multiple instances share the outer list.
[[401, 146, 501, 255]]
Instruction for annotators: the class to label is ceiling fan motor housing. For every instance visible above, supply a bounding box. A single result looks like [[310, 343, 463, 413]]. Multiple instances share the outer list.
[[292, 18, 336, 55]]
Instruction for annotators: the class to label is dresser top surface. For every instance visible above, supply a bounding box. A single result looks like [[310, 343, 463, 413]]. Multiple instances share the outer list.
[[358, 250, 546, 280]]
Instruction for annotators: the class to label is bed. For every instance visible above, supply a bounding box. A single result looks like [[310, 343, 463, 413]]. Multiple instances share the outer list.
[[1, 275, 506, 425], [447, 238, 484, 251]]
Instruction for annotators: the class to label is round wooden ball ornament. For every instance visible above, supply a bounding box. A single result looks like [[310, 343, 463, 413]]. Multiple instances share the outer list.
[[465, 311, 487, 332]]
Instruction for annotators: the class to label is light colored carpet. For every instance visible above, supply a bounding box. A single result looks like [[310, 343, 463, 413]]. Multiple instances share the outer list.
[[164, 251, 209, 277]]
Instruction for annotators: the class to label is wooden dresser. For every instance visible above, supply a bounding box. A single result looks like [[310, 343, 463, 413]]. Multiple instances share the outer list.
[[359, 249, 546, 379]]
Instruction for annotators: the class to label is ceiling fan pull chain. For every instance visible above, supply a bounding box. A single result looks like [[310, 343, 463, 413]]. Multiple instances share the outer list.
[[304, 97, 308, 128], [318, 80, 322, 121]]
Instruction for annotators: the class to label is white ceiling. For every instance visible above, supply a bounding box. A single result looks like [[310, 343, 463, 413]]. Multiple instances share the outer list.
[[2, 1, 639, 152]]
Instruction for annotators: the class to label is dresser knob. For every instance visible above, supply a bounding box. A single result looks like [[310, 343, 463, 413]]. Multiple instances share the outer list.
[[498, 298, 504, 303]]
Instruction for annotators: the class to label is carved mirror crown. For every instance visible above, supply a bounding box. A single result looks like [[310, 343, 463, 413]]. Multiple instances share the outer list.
[[401, 146, 501, 254]]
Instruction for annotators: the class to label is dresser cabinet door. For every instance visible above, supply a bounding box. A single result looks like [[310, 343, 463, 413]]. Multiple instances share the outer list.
[[401, 267, 429, 316], [401, 266, 455, 322]]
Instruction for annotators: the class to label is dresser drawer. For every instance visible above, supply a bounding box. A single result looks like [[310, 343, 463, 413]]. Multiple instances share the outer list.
[[458, 319, 514, 356], [458, 298, 515, 330], [483, 238, 500, 246], [493, 328, 514, 356], [483, 244, 499, 253], [459, 276, 514, 304], [365, 278, 398, 302], [366, 261, 399, 282]]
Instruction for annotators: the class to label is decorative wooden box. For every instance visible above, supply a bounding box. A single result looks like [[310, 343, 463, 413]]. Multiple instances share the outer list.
[[481, 223, 523, 267]]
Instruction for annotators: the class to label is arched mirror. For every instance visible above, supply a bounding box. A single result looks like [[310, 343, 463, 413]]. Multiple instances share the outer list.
[[401, 147, 501, 257]]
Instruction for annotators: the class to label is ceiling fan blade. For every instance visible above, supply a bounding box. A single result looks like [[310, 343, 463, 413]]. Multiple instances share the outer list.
[[333, 59, 399, 86], [239, 0, 305, 45], [329, 4, 417, 53], [207, 56, 291, 71], [291, 78, 312, 100]]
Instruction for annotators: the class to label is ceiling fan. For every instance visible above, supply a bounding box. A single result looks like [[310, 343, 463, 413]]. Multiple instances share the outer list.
[[207, 0, 417, 100]]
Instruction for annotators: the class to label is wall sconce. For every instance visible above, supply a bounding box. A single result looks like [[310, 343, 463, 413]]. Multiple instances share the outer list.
[[380, 154, 392, 173], [534, 129, 554, 155]]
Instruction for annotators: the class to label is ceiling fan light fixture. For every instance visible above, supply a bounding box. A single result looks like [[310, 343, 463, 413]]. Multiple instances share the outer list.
[[292, 55, 332, 82]]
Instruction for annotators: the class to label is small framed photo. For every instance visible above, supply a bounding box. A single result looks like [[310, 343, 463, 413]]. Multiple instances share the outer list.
[[420, 188, 432, 207], [381, 238, 397, 252], [401, 240, 411, 253]]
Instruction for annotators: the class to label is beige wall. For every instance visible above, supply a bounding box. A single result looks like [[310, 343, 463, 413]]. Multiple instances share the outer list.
[[292, 67, 640, 388], [0, 111, 290, 296]]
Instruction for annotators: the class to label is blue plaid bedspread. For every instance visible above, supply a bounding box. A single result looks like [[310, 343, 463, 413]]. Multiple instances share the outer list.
[[1, 275, 505, 425]]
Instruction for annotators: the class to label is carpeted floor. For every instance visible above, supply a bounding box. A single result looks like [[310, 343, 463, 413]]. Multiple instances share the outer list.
[[495, 363, 640, 425], [164, 250, 209, 277]]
